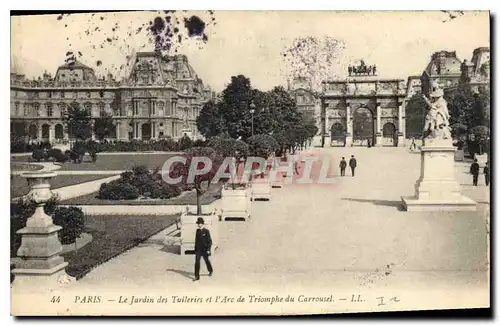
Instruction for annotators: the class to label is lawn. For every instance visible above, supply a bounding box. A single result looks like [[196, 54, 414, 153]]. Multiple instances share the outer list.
[[11, 153, 178, 171], [62, 214, 179, 279], [10, 175, 114, 198], [61, 183, 222, 206]]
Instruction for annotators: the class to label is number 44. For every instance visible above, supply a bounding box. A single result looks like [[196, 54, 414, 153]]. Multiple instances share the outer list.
[[51, 296, 61, 303]]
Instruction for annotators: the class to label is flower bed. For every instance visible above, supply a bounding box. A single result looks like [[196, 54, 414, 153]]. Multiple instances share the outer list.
[[61, 183, 222, 206], [62, 214, 180, 279], [10, 175, 114, 198]]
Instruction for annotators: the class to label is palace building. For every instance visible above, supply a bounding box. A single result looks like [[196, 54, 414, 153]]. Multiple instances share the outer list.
[[10, 52, 215, 143]]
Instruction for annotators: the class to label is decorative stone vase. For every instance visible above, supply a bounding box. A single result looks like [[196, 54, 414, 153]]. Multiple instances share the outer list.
[[180, 208, 219, 256], [220, 183, 251, 221], [401, 138, 476, 211], [12, 172, 69, 286]]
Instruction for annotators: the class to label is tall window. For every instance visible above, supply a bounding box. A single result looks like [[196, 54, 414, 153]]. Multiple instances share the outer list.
[[33, 103, 40, 117], [99, 102, 106, 117], [84, 102, 92, 115], [46, 103, 53, 117], [58, 103, 67, 117], [15, 103, 19, 116]]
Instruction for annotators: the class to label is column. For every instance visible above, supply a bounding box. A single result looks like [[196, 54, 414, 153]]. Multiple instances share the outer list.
[[137, 122, 142, 140], [152, 122, 156, 139], [375, 102, 382, 146], [324, 108, 330, 148], [49, 125, 55, 144], [397, 102, 405, 147], [345, 103, 353, 147], [37, 124, 42, 141], [116, 122, 120, 140]]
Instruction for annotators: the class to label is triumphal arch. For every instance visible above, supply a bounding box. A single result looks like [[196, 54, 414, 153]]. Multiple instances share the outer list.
[[321, 61, 407, 147]]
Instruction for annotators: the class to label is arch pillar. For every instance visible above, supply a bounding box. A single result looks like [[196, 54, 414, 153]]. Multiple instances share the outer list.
[[345, 102, 353, 147], [397, 101, 405, 147], [375, 102, 382, 146]]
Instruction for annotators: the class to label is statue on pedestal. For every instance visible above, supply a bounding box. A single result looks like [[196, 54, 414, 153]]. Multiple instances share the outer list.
[[422, 81, 451, 140]]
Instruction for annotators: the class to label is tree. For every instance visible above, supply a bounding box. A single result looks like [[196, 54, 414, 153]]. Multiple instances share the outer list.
[[405, 94, 427, 138], [247, 134, 278, 159], [281, 36, 345, 92], [170, 147, 224, 215], [208, 135, 249, 188], [196, 100, 226, 138], [93, 115, 115, 141], [468, 125, 490, 156], [65, 104, 92, 141]]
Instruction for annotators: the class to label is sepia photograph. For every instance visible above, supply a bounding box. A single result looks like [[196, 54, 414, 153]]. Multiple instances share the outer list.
[[9, 10, 490, 316]]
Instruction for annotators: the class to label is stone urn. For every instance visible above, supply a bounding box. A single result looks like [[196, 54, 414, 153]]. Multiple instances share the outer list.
[[12, 172, 70, 286]]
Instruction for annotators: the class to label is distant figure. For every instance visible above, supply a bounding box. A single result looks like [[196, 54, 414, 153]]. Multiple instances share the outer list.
[[410, 137, 416, 151], [293, 155, 300, 175], [470, 159, 480, 186], [193, 217, 213, 282], [484, 162, 490, 186], [349, 155, 357, 177], [367, 139, 372, 148], [339, 157, 347, 176]]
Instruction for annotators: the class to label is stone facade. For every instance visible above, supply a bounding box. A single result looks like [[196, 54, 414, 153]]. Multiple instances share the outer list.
[[321, 74, 407, 147], [10, 52, 215, 143]]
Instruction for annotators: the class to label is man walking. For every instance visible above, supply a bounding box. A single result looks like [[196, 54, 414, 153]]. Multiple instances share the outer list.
[[339, 157, 347, 176], [193, 217, 213, 282], [484, 162, 490, 186], [349, 155, 357, 177], [470, 159, 480, 186]]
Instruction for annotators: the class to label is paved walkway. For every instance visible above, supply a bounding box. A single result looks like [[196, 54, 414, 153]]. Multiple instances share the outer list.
[[12, 147, 490, 315]]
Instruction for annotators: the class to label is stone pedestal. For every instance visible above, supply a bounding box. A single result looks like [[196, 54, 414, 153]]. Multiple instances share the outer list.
[[375, 132, 382, 147], [345, 134, 353, 147], [401, 139, 477, 211], [11, 172, 70, 287], [397, 133, 405, 147], [323, 135, 331, 148]]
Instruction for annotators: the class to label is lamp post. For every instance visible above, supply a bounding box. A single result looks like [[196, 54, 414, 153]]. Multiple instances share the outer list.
[[249, 102, 256, 137]]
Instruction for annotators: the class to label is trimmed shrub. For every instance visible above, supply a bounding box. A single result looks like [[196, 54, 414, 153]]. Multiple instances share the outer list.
[[32, 149, 47, 162], [47, 148, 69, 163], [10, 195, 60, 257], [52, 207, 85, 245], [97, 180, 140, 200], [178, 135, 193, 150]]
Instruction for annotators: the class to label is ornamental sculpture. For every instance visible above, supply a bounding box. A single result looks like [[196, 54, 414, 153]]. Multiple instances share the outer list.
[[348, 60, 377, 76], [422, 80, 451, 139]]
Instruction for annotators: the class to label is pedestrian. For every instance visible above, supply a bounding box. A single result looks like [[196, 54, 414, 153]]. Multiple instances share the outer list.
[[410, 137, 416, 151], [469, 159, 480, 186], [339, 157, 347, 176], [349, 155, 357, 177], [193, 217, 213, 282], [484, 162, 490, 186], [294, 155, 300, 175]]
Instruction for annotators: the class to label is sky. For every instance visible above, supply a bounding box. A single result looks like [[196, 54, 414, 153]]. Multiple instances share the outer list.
[[10, 11, 490, 92]]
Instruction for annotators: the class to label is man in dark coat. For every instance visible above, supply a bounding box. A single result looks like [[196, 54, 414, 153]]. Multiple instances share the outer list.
[[470, 159, 480, 186], [339, 157, 347, 176], [484, 162, 490, 186], [349, 155, 357, 177], [193, 217, 213, 281]]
